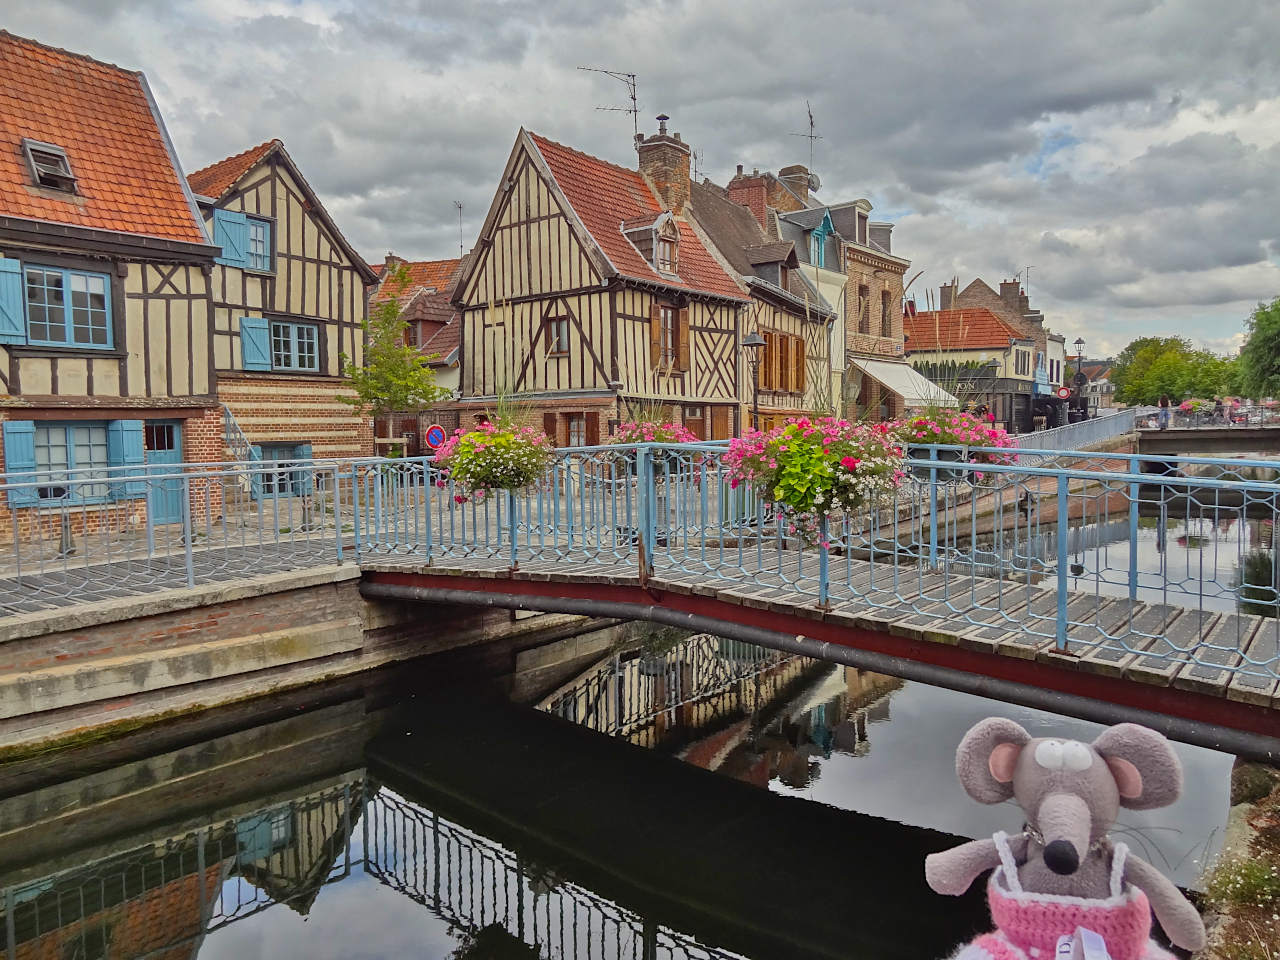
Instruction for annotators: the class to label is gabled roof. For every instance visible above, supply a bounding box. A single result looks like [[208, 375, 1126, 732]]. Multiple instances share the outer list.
[[778, 207, 835, 234], [187, 139, 277, 198], [422, 317, 459, 366], [187, 139, 377, 284], [0, 31, 209, 247], [523, 131, 745, 301], [372, 257, 461, 304], [904, 308, 1030, 353]]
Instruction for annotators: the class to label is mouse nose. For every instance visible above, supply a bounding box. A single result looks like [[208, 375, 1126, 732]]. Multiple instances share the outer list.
[[1044, 840, 1080, 875]]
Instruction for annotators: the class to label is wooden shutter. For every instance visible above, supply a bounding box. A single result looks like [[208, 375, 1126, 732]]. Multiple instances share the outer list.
[[213, 210, 250, 267], [240, 317, 271, 371], [543, 412, 558, 445], [778, 336, 791, 392], [677, 308, 690, 371], [794, 336, 806, 393], [649, 303, 662, 367], [711, 406, 731, 440], [0, 259, 25, 345], [761, 332, 774, 390], [584, 411, 600, 445], [106, 420, 146, 500], [2, 421, 37, 506]]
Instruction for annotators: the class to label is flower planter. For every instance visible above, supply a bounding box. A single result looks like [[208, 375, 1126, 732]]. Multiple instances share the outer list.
[[908, 445, 968, 482]]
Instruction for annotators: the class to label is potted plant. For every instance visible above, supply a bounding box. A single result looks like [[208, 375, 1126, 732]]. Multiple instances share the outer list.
[[724, 417, 906, 545], [432, 420, 553, 503], [899, 409, 1016, 481]]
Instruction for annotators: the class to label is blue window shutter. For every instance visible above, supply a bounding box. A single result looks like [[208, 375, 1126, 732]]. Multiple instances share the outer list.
[[3, 421, 37, 507], [294, 442, 313, 495], [213, 210, 250, 267], [0, 259, 25, 345], [107, 420, 146, 499], [240, 317, 271, 371], [249, 444, 264, 499]]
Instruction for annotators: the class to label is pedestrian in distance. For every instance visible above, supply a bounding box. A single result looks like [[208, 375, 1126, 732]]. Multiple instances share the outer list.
[[1157, 394, 1170, 431], [1212, 396, 1225, 425]]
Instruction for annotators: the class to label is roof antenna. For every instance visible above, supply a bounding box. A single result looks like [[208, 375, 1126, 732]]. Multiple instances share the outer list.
[[453, 200, 463, 256], [790, 100, 822, 172], [577, 66, 639, 138]]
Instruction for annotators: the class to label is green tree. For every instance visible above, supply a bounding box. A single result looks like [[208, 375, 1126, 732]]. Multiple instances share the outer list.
[[1112, 336, 1190, 403], [1239, 296, 1280, 398], [1111, 336, 1239, 404], [339, 265, 449, 417]]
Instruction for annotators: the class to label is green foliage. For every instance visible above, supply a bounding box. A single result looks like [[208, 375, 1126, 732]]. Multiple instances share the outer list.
[[1240, 297, 1280, 399], [1111, 335, 1240, 404], [433, 421, 552, 500], [338, 265, 449, 417]]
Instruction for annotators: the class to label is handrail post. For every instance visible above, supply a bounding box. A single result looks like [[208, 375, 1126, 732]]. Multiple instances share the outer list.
[[636, 446, 654, 587], [818, 515, 830, 610], [928, 446, 939, 569], [182, 474, 195, 588], [422, 460, 434, 564], [352, 465, 363, 559], [1055, 473, 1069, 651], [1127, 454, 1139, 602], [507, 489, 519, 572], [333, 465, 344, 564]]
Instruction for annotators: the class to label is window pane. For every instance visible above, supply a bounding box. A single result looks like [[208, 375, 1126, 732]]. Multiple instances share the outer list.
[[296, 325, 317, 370], [26, 269, 68, 343], [271, 322, 293, 368]]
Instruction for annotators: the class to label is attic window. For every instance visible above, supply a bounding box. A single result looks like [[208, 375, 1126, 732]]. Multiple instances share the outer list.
[[22, 140, 76, 193], [656, 236, 677, 273]]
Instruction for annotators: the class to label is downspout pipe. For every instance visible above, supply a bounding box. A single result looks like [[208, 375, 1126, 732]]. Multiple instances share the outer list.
[[360, 581, 1280, 763]]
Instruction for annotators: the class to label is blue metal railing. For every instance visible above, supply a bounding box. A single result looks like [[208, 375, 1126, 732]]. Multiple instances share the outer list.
[[3, 444, 1279, 687]]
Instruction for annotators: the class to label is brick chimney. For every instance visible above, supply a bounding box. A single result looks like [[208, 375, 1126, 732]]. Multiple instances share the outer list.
[[999, 280, 1022, 309], [777, 164, 811, 207], [636, 114, 691, 215], [939, 282, 957, 310], [727, 164, 768, 229]]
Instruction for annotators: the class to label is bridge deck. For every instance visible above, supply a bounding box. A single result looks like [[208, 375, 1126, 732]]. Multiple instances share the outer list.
[[363, 550, 1280, 717]]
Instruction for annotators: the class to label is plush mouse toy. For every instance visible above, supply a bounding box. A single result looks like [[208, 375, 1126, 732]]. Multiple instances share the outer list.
[[925, 718, 1206, 960]]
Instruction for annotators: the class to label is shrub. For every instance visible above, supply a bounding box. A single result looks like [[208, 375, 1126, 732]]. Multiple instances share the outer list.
[[433, 421, 552, 502], [606, 421, 700, 445]]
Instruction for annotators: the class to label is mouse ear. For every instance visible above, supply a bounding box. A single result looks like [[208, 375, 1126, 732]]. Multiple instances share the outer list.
[[956, 718, 1031, 804], [1092, 723, 1182, 810]]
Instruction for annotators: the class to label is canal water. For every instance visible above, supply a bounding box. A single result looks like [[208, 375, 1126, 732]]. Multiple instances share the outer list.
[[0, 630, 1231, 960]]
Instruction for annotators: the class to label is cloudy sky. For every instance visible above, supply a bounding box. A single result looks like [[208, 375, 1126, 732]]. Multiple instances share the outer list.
[[12, 0, 1280, 356]]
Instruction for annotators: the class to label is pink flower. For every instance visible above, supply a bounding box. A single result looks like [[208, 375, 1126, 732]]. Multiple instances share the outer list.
[[840, 456, 862, 470], [986, 413, 995, 422]]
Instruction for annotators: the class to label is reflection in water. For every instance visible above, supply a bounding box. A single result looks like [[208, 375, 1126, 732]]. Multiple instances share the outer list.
[[539, 630, 1232, 891], [0, 779, 743, 960]]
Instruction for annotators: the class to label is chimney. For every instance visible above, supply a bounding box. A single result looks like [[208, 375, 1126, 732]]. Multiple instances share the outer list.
[[727, 165, 769, 229], [636, 113, 691, 215], [868, 222, 893, 255], [939, 282, 956, 310], [776, 164, 811, 210], [999, 280, 1022, 308]]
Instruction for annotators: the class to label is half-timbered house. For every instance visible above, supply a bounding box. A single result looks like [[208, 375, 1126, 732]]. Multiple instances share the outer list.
[[0, 32, 222, 536], [187, 139, 377, 466], [686, 180, 835, 429], [454, 121, 750, 444]]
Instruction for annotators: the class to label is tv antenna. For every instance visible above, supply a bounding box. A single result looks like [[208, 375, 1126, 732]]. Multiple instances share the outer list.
[[577, 66, 639, 138], [691, 148, 703, 182], [453, 201, 464, 256], [790, 100, 822, 172]]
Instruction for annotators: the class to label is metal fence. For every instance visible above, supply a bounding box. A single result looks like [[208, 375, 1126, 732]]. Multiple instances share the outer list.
[[1015, 408, 1138, 455], [3, 442, 1280, 689]]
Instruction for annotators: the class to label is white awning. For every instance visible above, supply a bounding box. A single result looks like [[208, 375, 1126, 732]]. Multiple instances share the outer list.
[[848, 357, 957, 408]]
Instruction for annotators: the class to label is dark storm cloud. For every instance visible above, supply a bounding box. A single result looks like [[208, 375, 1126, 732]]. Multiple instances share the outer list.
[[5, 0, 1279, 352]]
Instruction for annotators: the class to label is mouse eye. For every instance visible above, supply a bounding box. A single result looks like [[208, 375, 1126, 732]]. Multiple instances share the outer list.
[[1034, 740, 1065, 770], [1062, 741, 1094, 771]]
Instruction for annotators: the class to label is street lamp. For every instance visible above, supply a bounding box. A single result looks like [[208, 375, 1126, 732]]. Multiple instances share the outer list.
[[742, 330, 766, 431]]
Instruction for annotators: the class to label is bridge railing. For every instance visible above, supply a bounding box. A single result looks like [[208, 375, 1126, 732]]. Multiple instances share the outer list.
[[1014, 407, 1139, 457]]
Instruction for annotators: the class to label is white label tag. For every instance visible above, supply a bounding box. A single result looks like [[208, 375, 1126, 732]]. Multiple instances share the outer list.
[[1055, 928, 1111, 960]]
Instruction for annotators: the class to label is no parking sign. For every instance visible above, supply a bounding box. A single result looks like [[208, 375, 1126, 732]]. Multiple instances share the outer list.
[[423, 424, 447, 450]]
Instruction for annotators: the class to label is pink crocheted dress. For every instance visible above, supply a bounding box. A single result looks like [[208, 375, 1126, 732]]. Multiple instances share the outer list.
[[949, 832, 1177, 960]]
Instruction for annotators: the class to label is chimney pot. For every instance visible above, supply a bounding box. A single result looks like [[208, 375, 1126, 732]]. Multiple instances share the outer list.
[[753, 168, 759, 175], [736, 163, 743, 175], [674, 132, 682, 142], [656, 113, 669, 135]]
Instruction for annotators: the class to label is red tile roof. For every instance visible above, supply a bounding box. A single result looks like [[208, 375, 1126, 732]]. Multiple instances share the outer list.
[[0, 31, 207, 244], [527, 133, 745, 301], [423, 317, 459, 364], [186, 139, 278, 198], [372, 257, 461, 303], [904, 308, 1028, 353]]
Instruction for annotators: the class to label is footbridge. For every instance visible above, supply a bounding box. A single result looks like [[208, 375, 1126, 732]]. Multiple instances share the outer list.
[[3, 435, 1280, 757]]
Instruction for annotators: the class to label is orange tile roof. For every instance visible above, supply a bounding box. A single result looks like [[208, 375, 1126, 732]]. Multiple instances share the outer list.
[[528, 133, 745, 301], [372, 257, 461, 303], [186, 139, 278, 198], [0, 31, 207, 245], [904, 308, 1028, 353]]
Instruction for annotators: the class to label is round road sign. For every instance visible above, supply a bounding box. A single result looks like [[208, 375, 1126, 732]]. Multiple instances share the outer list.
[[423, 424, 447, 450], [1056, 386, 1072, 400]]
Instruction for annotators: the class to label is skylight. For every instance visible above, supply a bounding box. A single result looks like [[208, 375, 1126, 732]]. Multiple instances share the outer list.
[[22, 139, 76, 193]]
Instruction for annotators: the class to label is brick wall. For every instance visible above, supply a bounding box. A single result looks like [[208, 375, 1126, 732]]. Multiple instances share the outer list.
[[218, 375, 374, 459]]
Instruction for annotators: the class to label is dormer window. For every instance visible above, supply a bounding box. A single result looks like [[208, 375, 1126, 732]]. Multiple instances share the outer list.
[[22, 139, 76, 193], [657, 237, 677, 273]]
